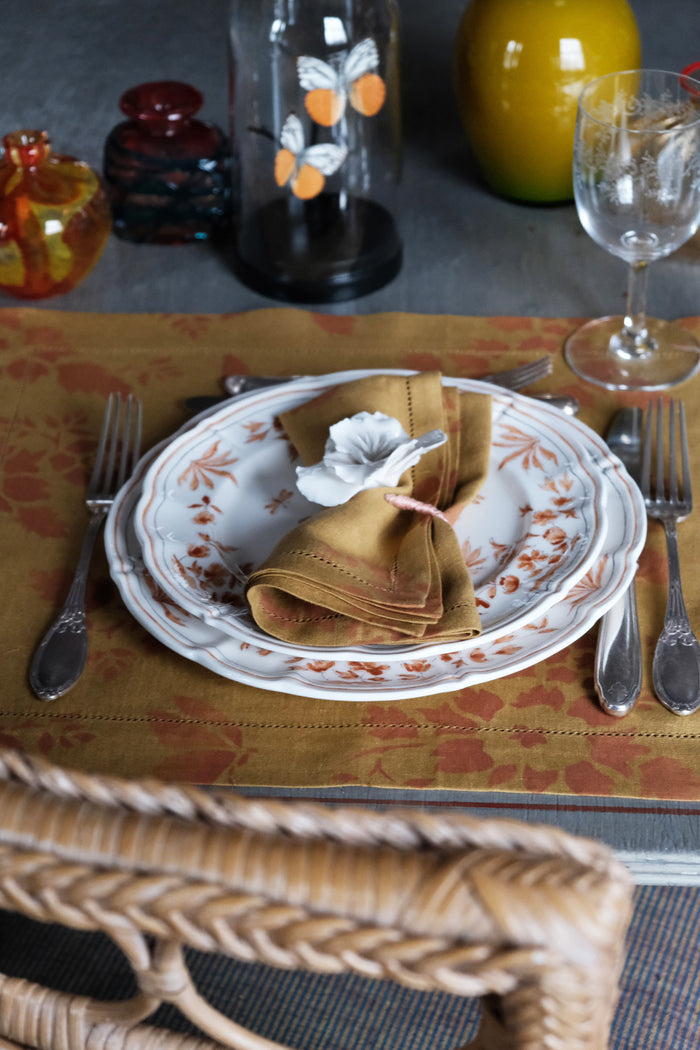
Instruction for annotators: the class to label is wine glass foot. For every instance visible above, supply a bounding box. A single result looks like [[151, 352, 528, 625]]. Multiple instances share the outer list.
[[564, 316, 700, 390]]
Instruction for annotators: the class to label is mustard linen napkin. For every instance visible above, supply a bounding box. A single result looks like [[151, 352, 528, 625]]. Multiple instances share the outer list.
[[246, 373, 491, 646]]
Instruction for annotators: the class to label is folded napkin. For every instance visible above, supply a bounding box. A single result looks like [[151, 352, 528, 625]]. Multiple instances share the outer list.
[[246, 372, 491, 646]]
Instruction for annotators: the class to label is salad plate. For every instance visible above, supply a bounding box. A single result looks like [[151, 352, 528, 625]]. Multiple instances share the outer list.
[[134, 371, 608, 659]]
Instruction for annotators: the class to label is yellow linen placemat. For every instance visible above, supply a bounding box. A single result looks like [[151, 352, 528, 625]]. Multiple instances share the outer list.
[[1, 307, 699, 799]]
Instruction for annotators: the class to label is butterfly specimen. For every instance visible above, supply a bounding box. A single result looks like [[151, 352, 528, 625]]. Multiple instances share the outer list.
[[274, 113, 347, 199], [297, 38, 386, 127]]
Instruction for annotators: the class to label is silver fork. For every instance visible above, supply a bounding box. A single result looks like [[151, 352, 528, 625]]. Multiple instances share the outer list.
[[223, 356, 554, 396], [29, 393, 143, 702], [641, 399, 700, 716]]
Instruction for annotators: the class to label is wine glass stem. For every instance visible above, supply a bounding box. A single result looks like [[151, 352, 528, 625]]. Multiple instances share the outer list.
[[616, 261, 656, 359]]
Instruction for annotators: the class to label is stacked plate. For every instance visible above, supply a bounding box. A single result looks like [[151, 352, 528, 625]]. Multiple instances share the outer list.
[[105, 370, 646, 701]]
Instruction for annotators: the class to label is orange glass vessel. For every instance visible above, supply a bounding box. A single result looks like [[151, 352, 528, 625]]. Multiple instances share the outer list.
[[454, 0, 641, 202], [0, 130, 111, 299]]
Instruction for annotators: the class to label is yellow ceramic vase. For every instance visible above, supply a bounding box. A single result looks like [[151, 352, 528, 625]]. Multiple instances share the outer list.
[[453, 0, 641, 202]]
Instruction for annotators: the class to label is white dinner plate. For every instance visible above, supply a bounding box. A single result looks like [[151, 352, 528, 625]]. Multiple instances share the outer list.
[[134, 371, 608, 659], [105, 377, 646, 701]]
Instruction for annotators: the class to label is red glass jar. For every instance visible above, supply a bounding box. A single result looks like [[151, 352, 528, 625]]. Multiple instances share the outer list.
[[0, 130, 111, 300], [103, 81, 230, 244]]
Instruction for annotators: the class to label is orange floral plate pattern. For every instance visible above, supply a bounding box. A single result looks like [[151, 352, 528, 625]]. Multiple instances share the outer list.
[[106, 379, 647, 701], [134, 372, 609, 660], [107, 413, 642, 700]]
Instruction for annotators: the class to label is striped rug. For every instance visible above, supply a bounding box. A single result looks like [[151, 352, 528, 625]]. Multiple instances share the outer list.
[[0, 886, 698, 1049]]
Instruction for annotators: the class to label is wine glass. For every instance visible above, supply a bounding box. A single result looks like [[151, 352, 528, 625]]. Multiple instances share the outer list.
[[565, 69, 700, 390]]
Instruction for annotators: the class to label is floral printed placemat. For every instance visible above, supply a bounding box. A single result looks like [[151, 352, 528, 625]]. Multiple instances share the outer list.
[[1, 307, 699, 799]]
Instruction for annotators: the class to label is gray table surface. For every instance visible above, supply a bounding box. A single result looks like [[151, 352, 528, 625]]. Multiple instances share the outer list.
[[3, 0, 700, 882]]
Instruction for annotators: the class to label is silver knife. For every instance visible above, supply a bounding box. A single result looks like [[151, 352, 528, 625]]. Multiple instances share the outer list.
[[594, 408, 643, 717]]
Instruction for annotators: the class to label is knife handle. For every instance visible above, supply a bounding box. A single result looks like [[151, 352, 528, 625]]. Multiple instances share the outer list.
[[594, 577, 642, 717]]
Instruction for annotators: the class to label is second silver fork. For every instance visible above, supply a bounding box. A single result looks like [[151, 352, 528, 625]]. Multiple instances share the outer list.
[[223, 357, 553, 396], [185, 358, 578, 417], [641, 399, 700, 716], [29, 393, 142, 702], [221, 359, 581, 413]]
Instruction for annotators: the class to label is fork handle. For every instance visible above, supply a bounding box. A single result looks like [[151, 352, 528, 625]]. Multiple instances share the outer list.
[[652, 521, 700, 716], [29, 514, 105, 701]]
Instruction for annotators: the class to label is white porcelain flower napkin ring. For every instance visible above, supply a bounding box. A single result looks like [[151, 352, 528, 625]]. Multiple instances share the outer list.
[[295, 411, 448, 517]]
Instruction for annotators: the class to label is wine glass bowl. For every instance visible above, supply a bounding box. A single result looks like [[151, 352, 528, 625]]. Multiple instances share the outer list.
[[565, 69, 700, 390]]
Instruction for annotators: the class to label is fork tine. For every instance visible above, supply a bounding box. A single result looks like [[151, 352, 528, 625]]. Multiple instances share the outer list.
[[117, 395, 133, 492], [510, 357, 550, 384], [116, 395, 143, 491], [103, 392, 122, 496], [669, 401, 678, 505], [641, 400, 653, 500], [655, 399, 665, 502], [132, 397, 143, 472], [88, 393, 117, 496], [679, 401, 692, 507], [483, 356, 552, 388]]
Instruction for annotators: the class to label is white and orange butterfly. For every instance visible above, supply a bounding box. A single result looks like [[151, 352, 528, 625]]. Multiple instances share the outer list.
[[297, 38, 386, 128], [274, 113, 347, 200]]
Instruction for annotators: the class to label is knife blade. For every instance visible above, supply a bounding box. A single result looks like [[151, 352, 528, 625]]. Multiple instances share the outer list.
[[594, 408, 643, 717]]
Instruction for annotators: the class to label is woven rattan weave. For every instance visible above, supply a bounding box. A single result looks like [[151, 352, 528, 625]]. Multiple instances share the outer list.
[[0, 749, 633, 1050]]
